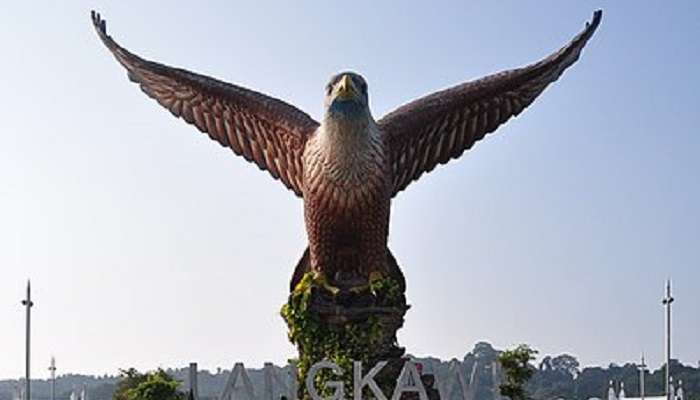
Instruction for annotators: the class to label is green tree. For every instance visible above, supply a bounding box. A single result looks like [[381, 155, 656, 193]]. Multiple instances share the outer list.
[[551, 354, 580, 377], [114, 368, 147, 400], [499, 345, 538, 400], [113, 369, 184, 400]]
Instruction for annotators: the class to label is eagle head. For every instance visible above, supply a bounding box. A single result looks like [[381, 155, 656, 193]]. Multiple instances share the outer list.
[[324, 72, 370, 120]]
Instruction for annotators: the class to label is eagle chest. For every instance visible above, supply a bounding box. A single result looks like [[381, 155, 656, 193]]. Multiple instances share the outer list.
[[302, 135, 390, 224]]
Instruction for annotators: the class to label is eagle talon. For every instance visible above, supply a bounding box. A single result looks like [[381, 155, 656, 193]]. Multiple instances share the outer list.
[[314, 271, 340, 295], [369, 271, 385, 284]]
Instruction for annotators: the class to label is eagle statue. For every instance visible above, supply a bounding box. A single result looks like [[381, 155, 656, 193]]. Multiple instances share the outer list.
[[92, 10, 602, 293]]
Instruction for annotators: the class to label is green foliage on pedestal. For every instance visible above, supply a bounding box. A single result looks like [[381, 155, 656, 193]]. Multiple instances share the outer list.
[[368, 274, 403, 306], [281, 272, 405, 399]]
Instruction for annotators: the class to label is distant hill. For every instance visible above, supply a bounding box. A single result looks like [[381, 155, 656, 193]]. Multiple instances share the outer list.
[[1, 343, 697, 400]]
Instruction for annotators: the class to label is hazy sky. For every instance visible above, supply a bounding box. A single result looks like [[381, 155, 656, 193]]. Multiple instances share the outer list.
[[1, 1, 698, 380]]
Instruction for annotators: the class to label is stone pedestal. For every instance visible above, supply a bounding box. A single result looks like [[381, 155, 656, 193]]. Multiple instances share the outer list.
[[281, 250, 412, 399]]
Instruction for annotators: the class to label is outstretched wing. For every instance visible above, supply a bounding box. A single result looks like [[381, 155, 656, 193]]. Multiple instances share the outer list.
[[380, 10, 602, 197], [91, 11, 319, 197]]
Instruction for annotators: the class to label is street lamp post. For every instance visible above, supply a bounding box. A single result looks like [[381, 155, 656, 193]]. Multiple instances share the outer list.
[[21, 281, 34, 400], [639, 354, 647, 400], [49, 357, 57, 400], [662, 280, 674, 400]]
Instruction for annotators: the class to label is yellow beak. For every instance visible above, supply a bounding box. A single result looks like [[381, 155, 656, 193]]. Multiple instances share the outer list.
[[335, 74, 356, 99]]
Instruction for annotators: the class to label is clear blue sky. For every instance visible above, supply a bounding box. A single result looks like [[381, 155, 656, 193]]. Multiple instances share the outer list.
[[1, 1, 698, 379]]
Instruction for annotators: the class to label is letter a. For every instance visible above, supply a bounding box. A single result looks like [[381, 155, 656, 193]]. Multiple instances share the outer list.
[[391, 361, 428, 400]]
